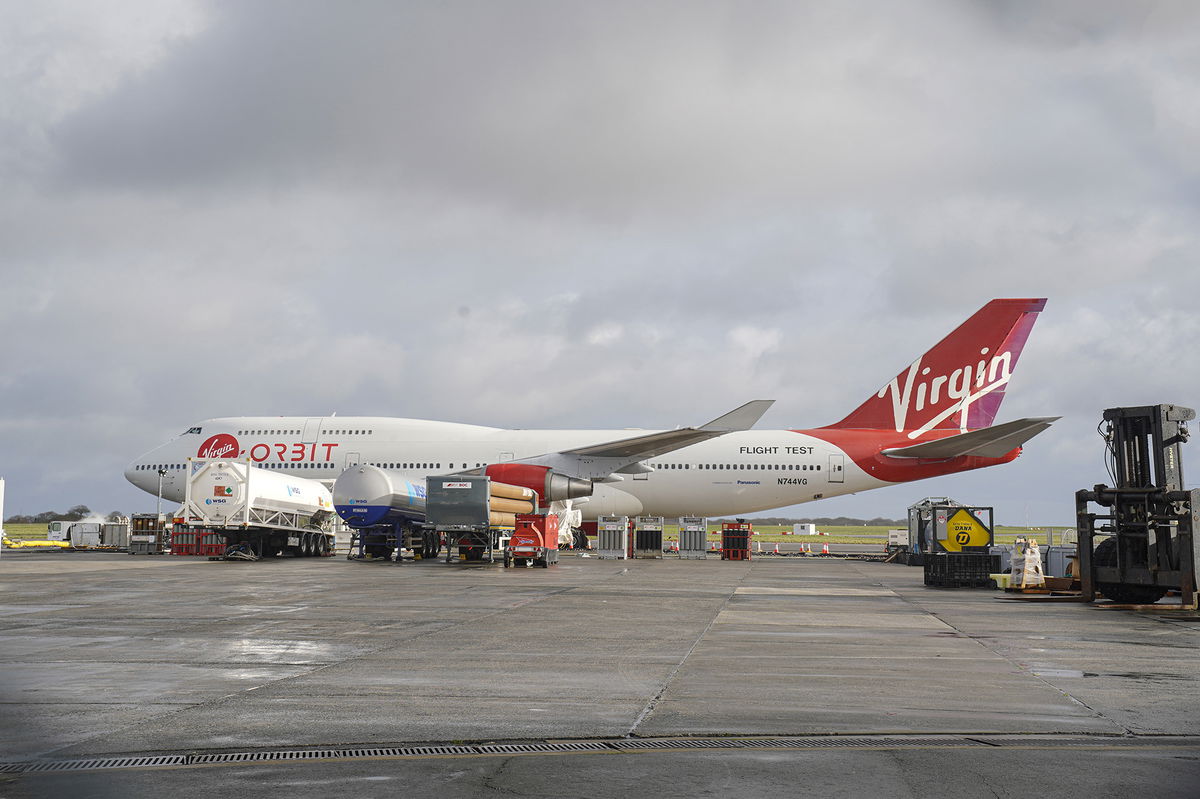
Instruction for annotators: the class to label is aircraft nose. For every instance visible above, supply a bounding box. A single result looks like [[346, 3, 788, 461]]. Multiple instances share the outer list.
[[124, 461, 141, 488]]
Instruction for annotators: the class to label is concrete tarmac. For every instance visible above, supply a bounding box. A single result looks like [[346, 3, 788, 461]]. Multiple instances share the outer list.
[[2, 551, 1198, 797]]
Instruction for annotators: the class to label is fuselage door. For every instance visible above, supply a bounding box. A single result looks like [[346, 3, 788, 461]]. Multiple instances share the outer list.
[[345, 452, 361, 470], [828, 454, 845, 483], [302, 418, 322, 444]]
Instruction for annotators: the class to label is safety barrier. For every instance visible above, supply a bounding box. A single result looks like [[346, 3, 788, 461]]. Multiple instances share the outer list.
[[721, 522, 752, 561], [171, 529, 225, 557]]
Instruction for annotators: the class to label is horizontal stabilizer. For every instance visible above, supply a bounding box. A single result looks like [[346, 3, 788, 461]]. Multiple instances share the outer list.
[[881, 417, 1060, 459]]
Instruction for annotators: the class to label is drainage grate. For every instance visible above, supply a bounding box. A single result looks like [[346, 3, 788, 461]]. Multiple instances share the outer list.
[[337, 748, 404, 759], [396, 746, 477, 757], [540, 742, 612, 752], [22, 755, 187, 772], [9, 735, 1194, 774], [615, 739, 745, 750], [191, 750, 340, 764], [477, 744, 555, 755]]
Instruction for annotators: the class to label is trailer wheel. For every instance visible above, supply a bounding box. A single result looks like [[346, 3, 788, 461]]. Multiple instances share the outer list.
[[316, 535, 330, 557], [1094, 537, 1169, 605]]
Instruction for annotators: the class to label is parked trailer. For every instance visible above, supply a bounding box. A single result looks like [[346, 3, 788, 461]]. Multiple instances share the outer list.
[[425, 476, 534, 563], [333, 465, 432, 560], [178, 459, 335, 559], [46, 520, 130, 550]]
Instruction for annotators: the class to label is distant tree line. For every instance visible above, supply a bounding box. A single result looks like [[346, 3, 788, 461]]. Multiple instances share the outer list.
[[4, 506, 124, 524], [712, 516, 905, 527]]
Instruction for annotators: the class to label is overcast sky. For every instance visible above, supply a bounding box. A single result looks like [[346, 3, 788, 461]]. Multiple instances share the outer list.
[[2, 1, 1199, 525]]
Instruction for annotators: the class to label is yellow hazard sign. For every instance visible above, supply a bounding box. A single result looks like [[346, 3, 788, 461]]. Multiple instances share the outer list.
[[940, 508, 991, 551]]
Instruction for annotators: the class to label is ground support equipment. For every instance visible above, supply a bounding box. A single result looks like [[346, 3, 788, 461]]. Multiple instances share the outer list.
[[1076, 404, 1200, 608]]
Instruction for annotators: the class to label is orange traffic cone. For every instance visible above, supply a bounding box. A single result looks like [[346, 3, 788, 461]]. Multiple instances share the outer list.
[[821, 543, 830, 555], [773, 543, 780, 555]]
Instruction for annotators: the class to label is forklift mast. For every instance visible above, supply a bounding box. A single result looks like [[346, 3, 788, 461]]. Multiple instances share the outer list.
[[1105, 405, 1191, 492], [1077, 404, 1200, 607]]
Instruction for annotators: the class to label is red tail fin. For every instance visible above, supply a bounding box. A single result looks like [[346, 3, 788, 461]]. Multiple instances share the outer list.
[[827, 298, 1046, 437]]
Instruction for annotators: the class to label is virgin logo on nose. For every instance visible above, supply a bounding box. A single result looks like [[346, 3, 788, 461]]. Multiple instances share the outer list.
[[197, 434, 240, 459]]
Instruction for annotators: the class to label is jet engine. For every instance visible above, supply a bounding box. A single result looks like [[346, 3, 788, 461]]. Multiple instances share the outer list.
[[483, 463, 593, 504]]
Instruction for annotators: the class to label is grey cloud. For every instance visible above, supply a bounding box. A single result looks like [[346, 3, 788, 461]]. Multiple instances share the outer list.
[[52, 2, 1196, 215]]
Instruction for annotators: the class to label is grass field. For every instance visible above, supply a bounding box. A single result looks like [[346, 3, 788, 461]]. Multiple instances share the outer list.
[[3, 524, 51, 541], [2, 521, 1073, 546], [658, 524, 1072, 545]]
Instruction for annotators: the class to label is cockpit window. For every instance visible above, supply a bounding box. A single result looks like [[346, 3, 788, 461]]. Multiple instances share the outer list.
[[183, 427, 202, 435]]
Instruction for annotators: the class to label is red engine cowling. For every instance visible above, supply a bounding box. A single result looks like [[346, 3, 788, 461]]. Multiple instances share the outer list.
[[483, 464, 593, 504]]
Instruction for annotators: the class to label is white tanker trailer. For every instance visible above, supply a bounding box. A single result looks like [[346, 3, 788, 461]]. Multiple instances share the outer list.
[[180, 459, 335, 558]]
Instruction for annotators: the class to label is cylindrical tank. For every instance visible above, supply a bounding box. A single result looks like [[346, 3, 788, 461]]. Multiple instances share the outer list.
[[488, 496, 535, 514], [190, 461, 333, 524], [333, 465, 427, 527]]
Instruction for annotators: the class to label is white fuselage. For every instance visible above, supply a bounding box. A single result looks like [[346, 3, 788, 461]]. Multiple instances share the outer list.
[[125, 416, 886, 519]]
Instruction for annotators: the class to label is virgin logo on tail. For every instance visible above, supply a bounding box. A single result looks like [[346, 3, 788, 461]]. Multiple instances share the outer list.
[[825, 298, 1046, 436], [880, 349, 1013, 438]]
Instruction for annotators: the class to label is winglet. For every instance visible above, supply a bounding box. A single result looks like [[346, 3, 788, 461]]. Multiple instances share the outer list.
[[699, 400, 775, 432]]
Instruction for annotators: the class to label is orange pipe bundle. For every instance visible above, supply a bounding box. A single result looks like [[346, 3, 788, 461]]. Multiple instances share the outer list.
[[489, 482, 535, 501], [489, 496, 535, 514]]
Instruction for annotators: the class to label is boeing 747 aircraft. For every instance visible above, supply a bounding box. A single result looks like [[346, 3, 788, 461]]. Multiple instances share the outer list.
[[126, 298, 1054, 523]]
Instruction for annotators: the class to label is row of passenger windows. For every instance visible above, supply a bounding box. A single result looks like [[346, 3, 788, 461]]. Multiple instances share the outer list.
[[364, 463, 485, 470], [649, 463, 822, 472], [141, 460, 825, 475], [236, 429, 374, 436], [260, 462, 334, 470]]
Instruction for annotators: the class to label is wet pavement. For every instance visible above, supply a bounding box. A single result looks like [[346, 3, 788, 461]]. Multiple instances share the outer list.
[[2, 551, 1198, 797]]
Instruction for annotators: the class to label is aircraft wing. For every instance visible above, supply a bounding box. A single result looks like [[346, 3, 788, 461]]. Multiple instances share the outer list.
[[881, 417, 1060, 459], [512, 400, 774, 480], [562, 400, 775, 459]]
